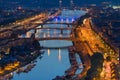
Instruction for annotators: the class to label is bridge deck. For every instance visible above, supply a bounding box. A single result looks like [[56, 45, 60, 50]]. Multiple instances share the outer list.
[[33, 22, 77, 25], [35, 37, 76, 41], [41, 45, 73, 49], [35, 27, 74, 30]]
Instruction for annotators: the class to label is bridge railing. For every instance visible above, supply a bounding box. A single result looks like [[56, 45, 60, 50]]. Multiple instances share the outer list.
[[34, 37, 75, 41]]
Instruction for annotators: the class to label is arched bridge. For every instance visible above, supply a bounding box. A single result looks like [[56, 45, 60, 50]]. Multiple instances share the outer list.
[[32, 22, 77, 27], [35, 27, 75, 30], [34, 37, 76, 41], [42, 22, 77, 25], [41, 45, 73, 49]]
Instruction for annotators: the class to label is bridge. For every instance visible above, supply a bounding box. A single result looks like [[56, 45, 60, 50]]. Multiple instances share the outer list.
[[41, 22, 77, 25], [41, 45, 73, 49], [35, 27, 75, 30], [33, 21, 76, 36], [34, 37, 77, 41], [30, 19, 79, 42], [32, 22, 77, 28], [0, 21, 76, 51]]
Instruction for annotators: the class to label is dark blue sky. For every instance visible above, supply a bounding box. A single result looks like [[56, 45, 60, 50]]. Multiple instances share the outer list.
[[0, 0, 119, 9]]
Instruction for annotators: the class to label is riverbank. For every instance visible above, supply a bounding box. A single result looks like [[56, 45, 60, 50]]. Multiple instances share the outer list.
[[72, 31, 91, 79], [0, 9, 61, 39], [1, 9, 87, 79], [0, 39, 43, 77], [53, 25, 91, 80], [0, 9, 61, 52]]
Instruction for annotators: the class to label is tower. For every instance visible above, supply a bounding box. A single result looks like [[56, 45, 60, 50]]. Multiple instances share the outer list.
[[59, 0, 62, 9], [70, 0, 74, 8]]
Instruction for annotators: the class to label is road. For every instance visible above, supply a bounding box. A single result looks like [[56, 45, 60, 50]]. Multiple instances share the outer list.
[[0, 9, 118, 79], [0, 10, 61, 38], [75, 18, 119, 80], [0, 10, 61, 52]]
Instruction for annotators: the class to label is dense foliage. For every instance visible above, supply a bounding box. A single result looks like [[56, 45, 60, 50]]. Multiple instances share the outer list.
[[85, 52, 104, 80]]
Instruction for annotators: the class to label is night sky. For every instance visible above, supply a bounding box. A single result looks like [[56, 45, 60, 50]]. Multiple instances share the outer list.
[[0, 0, 119, 9]]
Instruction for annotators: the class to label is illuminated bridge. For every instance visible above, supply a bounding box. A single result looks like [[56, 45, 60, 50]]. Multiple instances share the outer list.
[[40, 22, 77, 25], [34, 37, 76, 41], [34, 23, 75, 33], [35, 27, 75, 31], [32, 21, 77, 27], [32, 21, 78, 42]]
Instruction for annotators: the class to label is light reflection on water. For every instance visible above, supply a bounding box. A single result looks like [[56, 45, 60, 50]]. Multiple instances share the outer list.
[[58, 48, 62, 61], [13, 48, 71, 80], [12, 10, 86, 80], [47, 49, 50, 56]]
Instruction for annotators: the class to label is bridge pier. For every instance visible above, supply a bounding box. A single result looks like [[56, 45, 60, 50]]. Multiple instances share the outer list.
[[34, 29, 37, 34], [41, 24, 43, 28], [60, 29, 63, 34], [67, 24, 70, 27]]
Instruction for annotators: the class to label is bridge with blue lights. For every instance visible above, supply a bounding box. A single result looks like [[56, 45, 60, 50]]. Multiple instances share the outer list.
[[32, 21, 77, 27], [38, 22, 77, 25]]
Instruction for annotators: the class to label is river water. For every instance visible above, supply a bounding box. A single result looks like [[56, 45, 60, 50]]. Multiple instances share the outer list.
[[12, 9, 86, 80]]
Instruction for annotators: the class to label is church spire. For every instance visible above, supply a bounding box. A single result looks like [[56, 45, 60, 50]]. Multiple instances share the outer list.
[[59, 0, 62, 9]]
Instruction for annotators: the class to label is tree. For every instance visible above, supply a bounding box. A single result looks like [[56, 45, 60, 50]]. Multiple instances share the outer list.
[[85, 52, 104, 80]]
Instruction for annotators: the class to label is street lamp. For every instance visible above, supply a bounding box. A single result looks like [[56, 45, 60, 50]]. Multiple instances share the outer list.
[[116, 46, 120, 65], [118, 46, 120, 65]]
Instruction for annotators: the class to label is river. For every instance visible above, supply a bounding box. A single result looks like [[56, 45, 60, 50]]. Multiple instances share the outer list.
[[12, 9, 86, 80]]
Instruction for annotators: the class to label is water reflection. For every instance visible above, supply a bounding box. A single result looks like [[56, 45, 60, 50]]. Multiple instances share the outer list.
[[26, 32, 31, 38], [58, 48, 62, 61], [61, 18, 64, 22], [66, 18, 69, 23], [53, 30, 56, 37], [47, 48, 62, 61], [72, 18, 75, 22], [4, 10, 86, 80], [55, 18, 58, 22], [0, 39, 43, 79], [48, 49, 50, 56], [43, 33, 46, 38]]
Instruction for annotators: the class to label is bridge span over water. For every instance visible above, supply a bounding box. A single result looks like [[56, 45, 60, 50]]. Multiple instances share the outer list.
[[32, 22, 77, 27], [41, 45, 73, 49], [32, 22, 76, 38], [34, 37, 77, 41], [40, 22, 77, 25]]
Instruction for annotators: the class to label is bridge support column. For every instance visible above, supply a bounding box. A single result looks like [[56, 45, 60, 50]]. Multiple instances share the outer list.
[[61, 29, 63, 34], [68, 24, 70, 27], [40, 24, 43, 28], [34, 29, 37, 34]]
